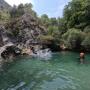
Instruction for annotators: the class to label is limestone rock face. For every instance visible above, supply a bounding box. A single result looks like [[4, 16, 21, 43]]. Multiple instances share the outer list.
[[5, 13, 47, 48], [0, 25, 7, 47], [0, 25, 15, 59], [0, 31, 4, 47], [0, 0, 11, 10], [0, 13, 47, 60], [0, 25, 11, 46]]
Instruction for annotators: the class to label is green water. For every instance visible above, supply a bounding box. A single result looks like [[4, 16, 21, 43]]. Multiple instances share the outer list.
[[0, 51, 90, 90]]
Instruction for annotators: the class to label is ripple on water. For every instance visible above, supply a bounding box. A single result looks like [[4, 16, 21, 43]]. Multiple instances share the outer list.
[[39, 77, 78, 90], [7, 81, 26, 90], [29, 69, 80, 90], [0, 52, 90, 90]]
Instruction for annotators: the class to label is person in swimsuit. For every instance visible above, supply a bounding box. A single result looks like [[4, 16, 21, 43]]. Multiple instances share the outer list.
[[80, 52, 85, 64]]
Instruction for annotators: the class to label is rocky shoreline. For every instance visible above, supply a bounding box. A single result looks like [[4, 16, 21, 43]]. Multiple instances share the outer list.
[[0, 13, 48, 67]]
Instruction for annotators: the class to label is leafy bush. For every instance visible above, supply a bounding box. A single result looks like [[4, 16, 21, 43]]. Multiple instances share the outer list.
[[62, 28, 85, 49], [81, 33, 90, 51], [84, 26, 90, 33]]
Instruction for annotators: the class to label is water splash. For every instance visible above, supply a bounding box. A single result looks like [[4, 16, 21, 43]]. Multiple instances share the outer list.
[[33, 49, 52, 60]]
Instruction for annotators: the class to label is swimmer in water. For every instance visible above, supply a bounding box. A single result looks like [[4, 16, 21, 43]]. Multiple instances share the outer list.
[[80, 52, 85, 64]]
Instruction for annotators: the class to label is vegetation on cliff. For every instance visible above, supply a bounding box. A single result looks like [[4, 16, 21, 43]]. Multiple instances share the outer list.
[[39, 0, 90, 51], [0, 0, 90, 52]]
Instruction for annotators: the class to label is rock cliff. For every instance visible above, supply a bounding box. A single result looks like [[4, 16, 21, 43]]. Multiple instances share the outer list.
[[5, 13, 47, 48], [0, 0, 11, 10]]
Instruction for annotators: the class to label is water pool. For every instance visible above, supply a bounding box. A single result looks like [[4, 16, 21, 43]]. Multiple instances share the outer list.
[[0, 51, 90, 90]]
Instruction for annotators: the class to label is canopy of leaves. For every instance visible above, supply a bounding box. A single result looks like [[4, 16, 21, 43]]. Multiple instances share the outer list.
[[81, 33, 90, 51], [63, 28, 85, 49], [63, 0, 90, 29], [9, 3, 37, 18], [1, 0, 90, 51]]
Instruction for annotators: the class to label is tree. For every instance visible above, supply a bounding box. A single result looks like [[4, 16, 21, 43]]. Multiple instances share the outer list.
[[9, 5, 17, 18], [62, 28, 85, 49], [24, 3, 37, 17], [49, 17, 57, 26], [40, 14, 49, 27], [17, 4, 24, 16], [48, 26, 58, 35], [63, 0, 90, 29], [84, 25, 90, 33], [81, 33, 90, 51], [10, 3, 37, 18], [57, 18, 67, 34]]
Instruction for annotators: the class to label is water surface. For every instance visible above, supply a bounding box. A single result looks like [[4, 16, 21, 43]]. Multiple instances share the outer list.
[[0, 51, 90, 90]]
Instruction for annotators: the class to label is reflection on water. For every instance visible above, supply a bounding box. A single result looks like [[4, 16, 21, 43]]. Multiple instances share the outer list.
[[0, 51, 90, 90]]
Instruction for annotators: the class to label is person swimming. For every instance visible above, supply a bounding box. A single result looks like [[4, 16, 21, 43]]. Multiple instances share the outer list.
[[79, 52, 85, 64]]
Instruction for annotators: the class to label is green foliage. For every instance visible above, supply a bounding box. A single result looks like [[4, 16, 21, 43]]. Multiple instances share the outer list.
[[9, 5, 18, 18], [9, 3, 37, 18], [63, 28, 85, 49], [38, 35, 54, 44], [38, 35, 54, 41], [40, 14, 49, 27], [1, 0, 90, 51], [81, 33, 90, 50], [57, 18, 67, 33], [48, 26, 58, 35], [63, 0, 90, 29], [49, 18, 57, 26], [24, 3, 37, 17], [0, 10, 10, 22], [84, 25, 90, 33], [17, 4, 25, 17], [40, 14, 66, 45]]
